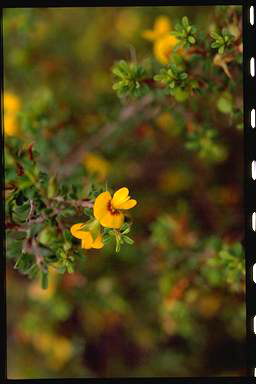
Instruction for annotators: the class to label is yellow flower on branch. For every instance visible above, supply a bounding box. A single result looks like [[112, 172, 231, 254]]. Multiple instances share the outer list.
[[142, 16, 171, 41], [70, 222, 104, 249], [4, 92, 22, 136], [84, 152, 110, 181], [93, 187, 137, 229], [154, 35, 180, 65], [142, 16, 181, 65]]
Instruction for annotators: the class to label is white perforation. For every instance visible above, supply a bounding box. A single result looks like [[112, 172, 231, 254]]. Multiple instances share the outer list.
[[251, 58, 255, 77], [249, 4, 255, 377], [250, 6, 254, 25], [253, 264, 256, 283], [252, 212, 256, 231], [251, 109, 256, 128], [252, 161, 256, 180]]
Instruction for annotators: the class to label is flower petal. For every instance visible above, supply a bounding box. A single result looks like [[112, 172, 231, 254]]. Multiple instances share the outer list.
[[93, 191, 112, 221], [81, 232, 93, 249], [154, 35, 178, 65], [92, 234, 104, 249], [70, 223, 88, 239], [118, 199, 137, 210], [142, 30, 156, 41], [155, 16, 171, 35], [112, 187, 129, 208], [100, 211, 124, 229]]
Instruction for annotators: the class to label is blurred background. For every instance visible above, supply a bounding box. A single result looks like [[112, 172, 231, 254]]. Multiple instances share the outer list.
[[4, 6, 245, 378]]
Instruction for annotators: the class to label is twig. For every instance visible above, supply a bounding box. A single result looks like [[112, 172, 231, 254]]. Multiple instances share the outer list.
[[54, 94, 154, 176], [31, 238, 44, 267], [26, 199, 35, 222], [49, 196, 93, 208]]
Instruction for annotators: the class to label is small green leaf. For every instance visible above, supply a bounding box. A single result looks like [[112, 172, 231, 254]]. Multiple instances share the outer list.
[[63, 229, 73, 242], [211, 42, 219, 48], [180, 72, 188, 80], [90, 220, 101, 241], [217, 93, 233, 114], [218, 46, 224, 54], [66, 261, 74, 273], [63, 242, 72, 251], [123, 235, 134, 245], [103, 235, 112, 244], [48, 175, 58, 198], [40, 269, 48, 289], [210, 31, 220, 39], [188, 36, 196, 44], [182, 16, 189, 27], [84, 207, 92, 218]]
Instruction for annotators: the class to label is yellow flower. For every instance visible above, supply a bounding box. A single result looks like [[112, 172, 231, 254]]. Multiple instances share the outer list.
[[93, 187, 137, 229], [142, 16, 171, 41], [4, 92, 21, 111], [4, 92, 22, 136], [84, 152, 110, 181], [154, 35, 179, 65], [70, 222, 104, 249]]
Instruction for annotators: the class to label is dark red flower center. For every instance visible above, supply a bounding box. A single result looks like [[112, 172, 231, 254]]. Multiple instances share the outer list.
[[107, 200, 119, 216]]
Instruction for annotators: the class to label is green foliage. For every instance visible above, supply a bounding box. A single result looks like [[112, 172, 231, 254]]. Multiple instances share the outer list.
[[153, 59, 199, 101], [207, 241, 245, 291], [103, 223, 134, 253], [210, 28, 234, 54], [112, 60, 148, 98], [185, 126, 227, 162], [172, 16, 197, 48]]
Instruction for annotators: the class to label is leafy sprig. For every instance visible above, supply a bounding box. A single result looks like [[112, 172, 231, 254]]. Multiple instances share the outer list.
[[210, 28, 234, 54], [154, 60, 198, 101], [112, 60, 148, 98], [172, 16, 197, 48], [103, 223, 134, 253]]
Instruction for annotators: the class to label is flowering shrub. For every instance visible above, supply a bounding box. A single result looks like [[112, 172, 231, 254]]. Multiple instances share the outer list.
[[4, 6, 245, 378]]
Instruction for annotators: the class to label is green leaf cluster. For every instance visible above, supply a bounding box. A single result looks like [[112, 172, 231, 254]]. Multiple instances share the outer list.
[[103, 223, 134, 253], [112, 60, 148, 98], [210, 28, 233, 54], [154, 61, 191, 102], [172, 16, 197, 48], [185, 126, 227, 162]]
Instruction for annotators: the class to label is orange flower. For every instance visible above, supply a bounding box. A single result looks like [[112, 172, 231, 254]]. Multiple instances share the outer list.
[[4, 92, 22, 136], [93, 187, 137, 229], [70, 222, 103, 249], [154, 35, 180, 65], [142, 16, 171, 41]]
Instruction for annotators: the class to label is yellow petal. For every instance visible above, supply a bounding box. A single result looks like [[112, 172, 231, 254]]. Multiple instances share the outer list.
[[81, 233, 93, 249], [4, 116, 18, 136], [154, 16, 171, 35], [70, 224, 94, 250], [4, 93, 21, 112], [70, 223, 88, 239], [142, 29, 156, 41], [118, 199, 137, 210], [112, 187, 129, 209], [93, 191, 112, 221], [92, 234, 104, 249], [100, 211, 124, 229], [154, 35, 178, 65]]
